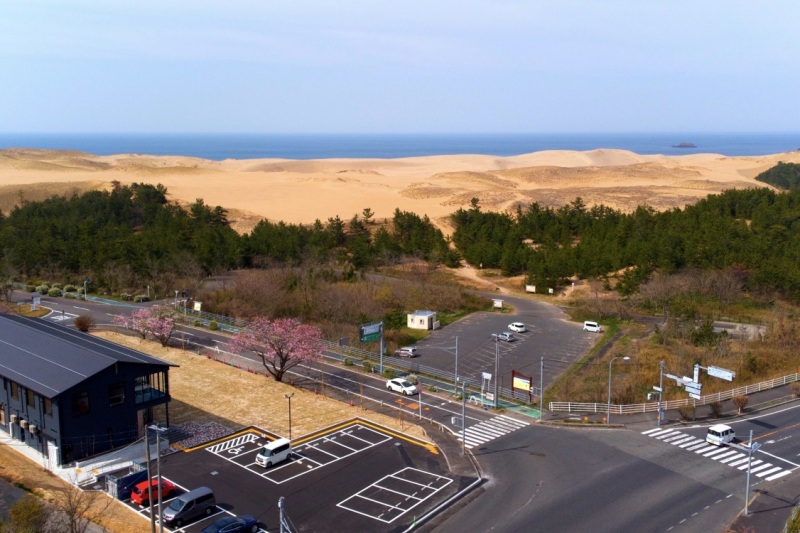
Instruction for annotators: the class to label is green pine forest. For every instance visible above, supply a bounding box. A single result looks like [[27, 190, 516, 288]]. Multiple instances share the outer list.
[[3, 163, 800, 406]]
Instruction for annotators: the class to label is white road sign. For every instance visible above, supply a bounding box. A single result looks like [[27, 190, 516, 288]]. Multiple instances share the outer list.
[[708, 365, 735, 381]]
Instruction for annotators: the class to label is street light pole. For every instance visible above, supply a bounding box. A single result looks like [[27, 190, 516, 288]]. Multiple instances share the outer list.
[[461, 380, 466, 456], [285, 393, 294, 440], [607, 356, 630, 425], [494, 335, 499, 409], [540, 356, 544, 415], [745, 429, 755, 516], [454, 336, 459, 391], [658, 360, 665, 427]]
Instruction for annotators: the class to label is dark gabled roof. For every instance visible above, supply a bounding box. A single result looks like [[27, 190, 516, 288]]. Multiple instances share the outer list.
[[0, 314, 176, 398]]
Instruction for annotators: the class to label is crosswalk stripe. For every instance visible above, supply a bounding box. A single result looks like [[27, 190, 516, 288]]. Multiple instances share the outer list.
[[766, 470, 792, 481], [739, 460, 763, 470], [703, 447, 733, 457], [458, 415, 528, 449], [713, 450, 740, 461], [756, 467, 783, 478], [643, 430, 792, 481], [749, 463, 774, 474]]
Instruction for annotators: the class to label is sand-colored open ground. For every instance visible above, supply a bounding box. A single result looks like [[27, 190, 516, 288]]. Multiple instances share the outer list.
[[1, 147, 799, 233]]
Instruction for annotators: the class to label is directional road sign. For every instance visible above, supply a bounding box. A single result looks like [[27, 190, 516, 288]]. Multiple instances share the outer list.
[[708, 365, 735, 381]]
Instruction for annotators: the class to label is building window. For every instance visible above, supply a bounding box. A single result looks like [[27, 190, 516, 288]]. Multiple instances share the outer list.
[[26, 389, 35, 408], [108, 382, 125, 406], [71, 391, 90, 416], [135, 372, 167, 404], [10, 382, 19, 401], [44, 398, 52, 415]]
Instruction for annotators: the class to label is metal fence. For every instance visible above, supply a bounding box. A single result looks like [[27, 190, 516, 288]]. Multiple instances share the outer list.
[[549, 373, 800, 414], [321, 340, 541, 405]]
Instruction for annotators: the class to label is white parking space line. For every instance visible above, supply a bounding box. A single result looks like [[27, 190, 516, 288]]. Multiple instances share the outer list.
[[337, 467, 453, 523]]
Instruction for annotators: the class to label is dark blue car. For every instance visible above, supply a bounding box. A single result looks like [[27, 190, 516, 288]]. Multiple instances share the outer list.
[[200, 515, 259, 533]]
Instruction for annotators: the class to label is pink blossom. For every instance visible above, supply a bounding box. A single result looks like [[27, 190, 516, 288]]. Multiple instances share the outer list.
[[230, 317, 323, 382]]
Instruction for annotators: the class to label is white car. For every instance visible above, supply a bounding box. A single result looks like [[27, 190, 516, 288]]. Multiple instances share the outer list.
[[496, 332, 515, 342], [508, 322, 526, 333], [386, 378, 418, 396], [583, 321, 602, 333]]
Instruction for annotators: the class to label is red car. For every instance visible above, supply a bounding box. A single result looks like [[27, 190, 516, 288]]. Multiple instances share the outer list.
[[130, 478, 176, 506]]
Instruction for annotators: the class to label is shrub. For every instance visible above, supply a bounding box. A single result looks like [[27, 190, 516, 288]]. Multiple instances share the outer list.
[[383, 368, 396, 379], [708, 401, 723, 418], [26, 285, 36, 292], [791, 382, 800, 398], [50, 283, 62, 289], [193, 319, 201, 327], [133, 294, 150, 303], [74, 315, 95, 332], [209, 321, 219, 331], [428, 384, 437, 392], [343, 358, 354, 367], [47, 288, 63, 297], [678, 404, 695, 421], [363, 360, 373, 373], [63, 284, 78, 293], [732, 394, 749, 414], [35, 285, 49, 294]]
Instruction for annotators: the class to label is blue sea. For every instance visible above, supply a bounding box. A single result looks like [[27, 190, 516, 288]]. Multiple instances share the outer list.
[[0, 132, 798, 161]]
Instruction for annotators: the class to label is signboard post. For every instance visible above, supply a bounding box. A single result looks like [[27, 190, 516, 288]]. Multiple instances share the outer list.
[[359, 322, 384, 375]]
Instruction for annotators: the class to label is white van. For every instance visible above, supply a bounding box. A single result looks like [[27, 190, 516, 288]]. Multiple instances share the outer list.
[[256, 437, 292, 467], [583, 321, 602, 333], [706, 424, 735, 446]]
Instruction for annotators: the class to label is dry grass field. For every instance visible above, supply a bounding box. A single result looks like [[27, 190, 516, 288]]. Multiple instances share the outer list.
[[0, 330, 428, 532]]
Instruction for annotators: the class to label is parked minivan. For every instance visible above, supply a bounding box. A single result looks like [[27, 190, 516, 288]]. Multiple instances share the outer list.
[[706, 424, 735, 446], [161, 486, 216, 528], [256, 437, 292, 468], [583, 321, 602, 333]]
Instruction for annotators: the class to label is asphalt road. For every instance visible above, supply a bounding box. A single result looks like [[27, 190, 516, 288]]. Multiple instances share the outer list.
[[423, 424, 749, 533]]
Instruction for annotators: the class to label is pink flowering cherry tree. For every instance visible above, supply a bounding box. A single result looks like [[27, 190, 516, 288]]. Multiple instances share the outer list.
[[113, 306, 176, 346], [113, 308, 151, 339], [230, 317, 323, 382]]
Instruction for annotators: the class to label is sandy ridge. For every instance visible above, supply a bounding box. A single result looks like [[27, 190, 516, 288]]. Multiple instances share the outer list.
[[0, 147, 798, 233]]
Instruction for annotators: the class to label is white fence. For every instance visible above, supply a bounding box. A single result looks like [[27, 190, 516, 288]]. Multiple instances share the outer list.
[[549, 372, 800, 414]]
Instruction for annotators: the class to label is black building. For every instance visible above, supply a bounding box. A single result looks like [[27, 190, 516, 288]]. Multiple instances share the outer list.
[[0, 314, 174, 466]]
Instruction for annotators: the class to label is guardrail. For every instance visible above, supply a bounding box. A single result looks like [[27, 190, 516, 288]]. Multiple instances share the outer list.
[[549, 373, 800, 414]]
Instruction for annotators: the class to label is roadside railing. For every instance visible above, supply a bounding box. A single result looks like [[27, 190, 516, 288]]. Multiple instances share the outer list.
[[549, 373, 800, 414]]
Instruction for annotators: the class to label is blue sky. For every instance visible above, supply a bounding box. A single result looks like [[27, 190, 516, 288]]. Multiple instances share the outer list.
[[1, 1, 798, 134]]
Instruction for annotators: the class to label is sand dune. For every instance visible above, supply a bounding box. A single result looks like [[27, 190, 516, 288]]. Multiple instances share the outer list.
[[0, 147, 798, 233]]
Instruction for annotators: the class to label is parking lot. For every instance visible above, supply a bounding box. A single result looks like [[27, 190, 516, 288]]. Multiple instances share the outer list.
[[126, 418, 466, 532], [412, 295, 597, 395]]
